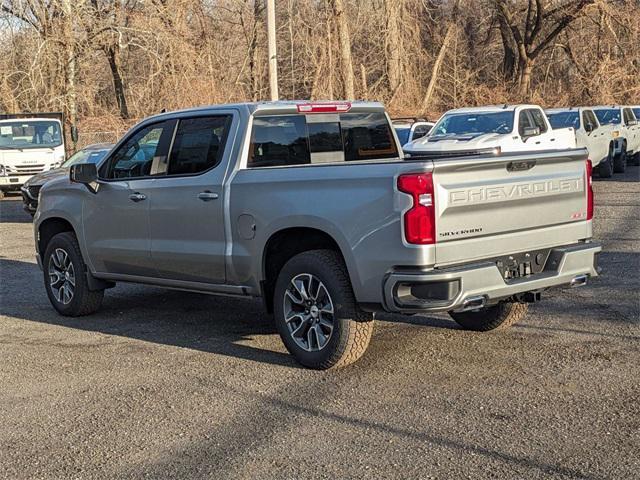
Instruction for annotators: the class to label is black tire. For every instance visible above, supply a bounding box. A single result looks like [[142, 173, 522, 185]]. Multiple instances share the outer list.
[[43, 231, 104, 316], [613, 149, 627, 173], [273, 249, 374, 369], [597, 156, 613, 178], [449, 302, 528, 332], [630, 152, 640, 166]]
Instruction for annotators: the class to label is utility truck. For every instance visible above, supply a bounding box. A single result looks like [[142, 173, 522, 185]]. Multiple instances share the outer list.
[[403, 104, 575, 158], [0, 113, 66, 198], [34, 101, 600, 369]]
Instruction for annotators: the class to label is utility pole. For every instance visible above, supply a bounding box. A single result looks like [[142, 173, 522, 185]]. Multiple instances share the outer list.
[[266, 0, 279, 101]]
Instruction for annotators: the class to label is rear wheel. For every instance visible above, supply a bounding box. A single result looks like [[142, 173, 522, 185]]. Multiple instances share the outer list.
[[273, 249, 374, 369], [630, 152, 640, 166], [449, 302, 528, 332], [43, 232, 104, 316], [613, 149, 627, 173]]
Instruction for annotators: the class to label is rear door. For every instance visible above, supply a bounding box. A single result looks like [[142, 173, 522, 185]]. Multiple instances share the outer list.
[[146, 113, 236, 284], [431, 149, 589, 266]]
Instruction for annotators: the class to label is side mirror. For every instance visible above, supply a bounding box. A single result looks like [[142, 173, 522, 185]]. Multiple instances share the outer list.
[[70, 163, 98, 193], [522, 127, 540, 138], [585, 123, 594, 133]]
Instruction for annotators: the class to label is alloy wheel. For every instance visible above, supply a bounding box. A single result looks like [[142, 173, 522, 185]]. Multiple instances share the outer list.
[[48, 248, 75, 305], [282, 273, 335, 352]]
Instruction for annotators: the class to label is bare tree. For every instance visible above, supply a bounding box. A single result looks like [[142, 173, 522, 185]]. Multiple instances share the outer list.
[[329, 0, 355, 99]]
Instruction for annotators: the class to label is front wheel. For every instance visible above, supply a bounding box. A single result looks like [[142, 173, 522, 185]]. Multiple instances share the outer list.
[[43, 232, 104, 316], [273, 250, 374, 369], [449, 302, 528, 332]]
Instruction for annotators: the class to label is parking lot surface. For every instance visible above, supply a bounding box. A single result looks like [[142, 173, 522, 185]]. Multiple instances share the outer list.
[[1, 168, 638, 480]]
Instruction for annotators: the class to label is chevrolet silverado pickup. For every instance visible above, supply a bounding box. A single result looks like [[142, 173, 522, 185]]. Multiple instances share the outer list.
[[403, 104, 575, 158], [34, 101, 600, 369], [591, 105, 640, 171]]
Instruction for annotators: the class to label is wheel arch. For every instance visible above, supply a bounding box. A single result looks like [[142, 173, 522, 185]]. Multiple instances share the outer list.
[[37, 217, 76, 262], [260, 227, 355, 313]]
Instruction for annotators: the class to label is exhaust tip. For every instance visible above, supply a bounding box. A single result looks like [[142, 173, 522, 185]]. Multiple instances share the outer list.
[[570, 274, 588, 287], [457, 295, 486, 312]]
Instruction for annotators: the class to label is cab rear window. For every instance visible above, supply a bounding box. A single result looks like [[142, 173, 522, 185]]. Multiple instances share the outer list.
[[248, 112, 398, 168]]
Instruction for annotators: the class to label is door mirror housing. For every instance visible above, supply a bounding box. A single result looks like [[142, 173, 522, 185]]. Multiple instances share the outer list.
[[70, 163, 98, 193], [522, 126, 540, 139], [585, 123, 594, 133]]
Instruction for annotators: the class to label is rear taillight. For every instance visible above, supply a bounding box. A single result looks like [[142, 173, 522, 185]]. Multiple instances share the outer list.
[[586, 159, 594, 220], [397, 172, 436, 244]]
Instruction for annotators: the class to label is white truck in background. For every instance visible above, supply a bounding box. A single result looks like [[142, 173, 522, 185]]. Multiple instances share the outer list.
[[545, 107, 619, 178], [0, 113, 66, 199], [392, 118, 435, 148], [590, 106, 640, 172], [403, 104, 575, 158]]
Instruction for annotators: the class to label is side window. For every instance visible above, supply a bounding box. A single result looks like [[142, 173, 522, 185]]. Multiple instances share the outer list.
[[411, 124, 431, 141], [341, 113, 398, 161], [168, 116, 232, 175], [247, 112, 398, 168], [529, 109, 548, 133], [101, 120, 175, 179], [518, 111, 534, 136], [623, 108, 635, 125], [585, 111, 598, 131], [249, 115, 310, 168]]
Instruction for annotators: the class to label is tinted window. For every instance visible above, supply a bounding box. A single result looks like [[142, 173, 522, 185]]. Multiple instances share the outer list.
[[249, 115, 310, 168], [547, 112, 579, 129], [594, 109, 621, 125], [633, 108, 640, 121], [529, 109, 548, 133], [248, 112, 398, 168], [168, 116, 231, 175], [341, 113, 397, 161], [101, 121, 174, 179], [432, 112, 514, 136], [584, 111, 598, 131]]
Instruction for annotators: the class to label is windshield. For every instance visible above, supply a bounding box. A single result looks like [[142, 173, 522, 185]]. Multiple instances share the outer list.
[[394, 127, 411, 145], [547, 112, 580, 129], [61, 148, 110, 168], [593, 109, 620, 125], [431, 111, 514, 136], [0, 120, 62, 149]]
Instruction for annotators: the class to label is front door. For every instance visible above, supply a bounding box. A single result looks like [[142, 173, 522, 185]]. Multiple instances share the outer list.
[[83, 119, 176, 276], [147, 114, 236, 284]]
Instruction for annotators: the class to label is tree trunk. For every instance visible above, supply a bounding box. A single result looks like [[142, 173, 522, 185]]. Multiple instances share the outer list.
[[420, 26, 454, 114], [518, 59, 533, 97], [105, 46, 129, 119], [330, 0, 355, 99], [498, 18, 517, 81], [385, 0, 403, 92], [60, 0, 77, 151]]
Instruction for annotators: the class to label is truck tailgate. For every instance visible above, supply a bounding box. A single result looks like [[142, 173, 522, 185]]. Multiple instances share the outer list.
[[432, 149, 591, 266]]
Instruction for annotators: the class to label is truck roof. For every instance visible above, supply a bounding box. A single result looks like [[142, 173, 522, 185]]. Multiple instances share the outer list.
[[441, 104, 542, 115], [146, 101, 385, 123], [0, 117, 63, 123], [545, 107, 584, 113]]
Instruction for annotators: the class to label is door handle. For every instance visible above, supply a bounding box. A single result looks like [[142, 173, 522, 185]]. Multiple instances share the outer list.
[[129, 192, 146, 202], [198, 191, 219, 201]]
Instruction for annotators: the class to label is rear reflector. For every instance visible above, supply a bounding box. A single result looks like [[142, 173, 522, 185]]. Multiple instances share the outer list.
[[297, 102, 351, 114], [586, 159, 594, 220], [398, 173, 436, 244]]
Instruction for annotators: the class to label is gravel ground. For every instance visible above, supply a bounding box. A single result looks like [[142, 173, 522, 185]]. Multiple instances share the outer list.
[[0, 167, 638, 480]]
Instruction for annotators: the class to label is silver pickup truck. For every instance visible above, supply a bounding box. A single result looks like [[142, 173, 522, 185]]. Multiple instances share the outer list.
[[34, 101, 600, 369]]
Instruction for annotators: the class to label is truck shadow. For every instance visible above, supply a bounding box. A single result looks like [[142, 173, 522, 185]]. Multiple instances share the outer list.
[[0, 257, 300, 369], [0, 196, 32, 224]]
